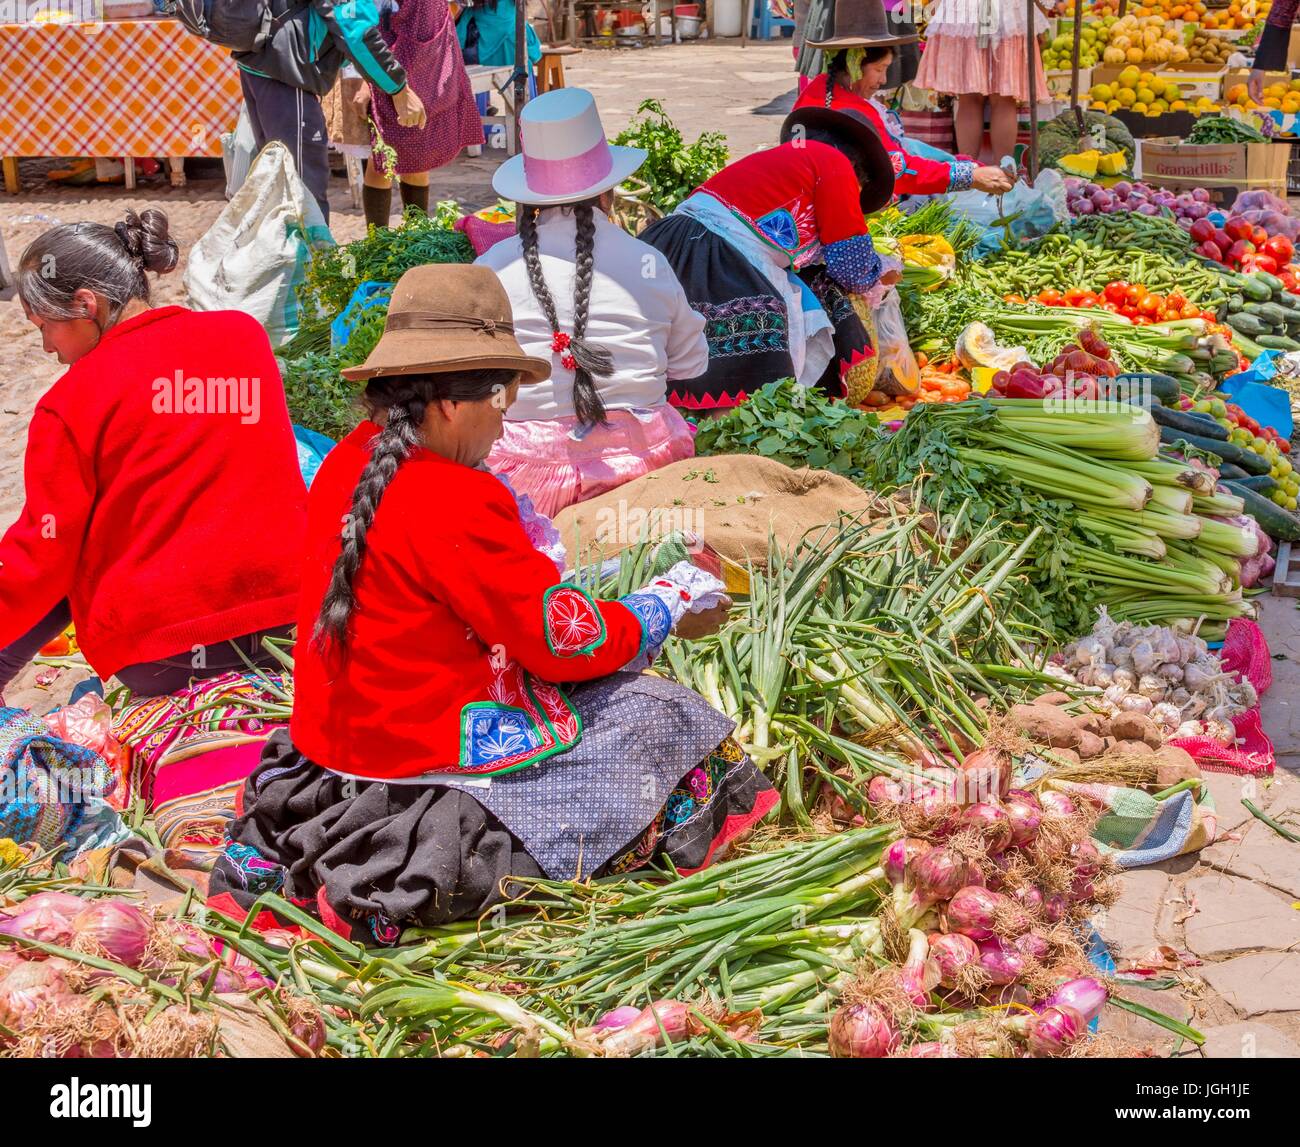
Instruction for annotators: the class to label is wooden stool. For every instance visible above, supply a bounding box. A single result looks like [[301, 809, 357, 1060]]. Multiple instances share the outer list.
[[537, 45, 582, 94]]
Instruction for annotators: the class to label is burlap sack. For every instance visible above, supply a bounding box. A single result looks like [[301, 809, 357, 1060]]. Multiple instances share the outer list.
[[552, 454, 898, 568]]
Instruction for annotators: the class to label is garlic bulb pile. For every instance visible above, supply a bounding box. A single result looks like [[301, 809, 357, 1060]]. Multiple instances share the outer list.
[[1055, 609, 1256, 745]]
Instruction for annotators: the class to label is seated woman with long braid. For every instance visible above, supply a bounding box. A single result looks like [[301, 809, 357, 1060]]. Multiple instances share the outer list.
[[210, 264, 776, 942]]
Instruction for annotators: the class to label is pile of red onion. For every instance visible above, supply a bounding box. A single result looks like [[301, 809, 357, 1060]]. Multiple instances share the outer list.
[[828, 750, 1114, 1057]]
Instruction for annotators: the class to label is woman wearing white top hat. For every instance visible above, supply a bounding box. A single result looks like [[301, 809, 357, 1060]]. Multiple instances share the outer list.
[[477, 88, 710, 519]]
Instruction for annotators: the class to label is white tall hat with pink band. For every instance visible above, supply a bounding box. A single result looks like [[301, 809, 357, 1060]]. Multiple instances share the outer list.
[[492, 88, 647, 207]]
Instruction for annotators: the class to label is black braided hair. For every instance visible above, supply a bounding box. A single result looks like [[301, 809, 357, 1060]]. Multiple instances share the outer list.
[[516, 199, 614, 428], [313, 368, 521, 652]]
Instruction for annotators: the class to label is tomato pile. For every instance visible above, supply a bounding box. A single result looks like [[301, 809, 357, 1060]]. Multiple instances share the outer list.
[[1189, 217, 1299, 285], [1006, 282, 1218, 323]]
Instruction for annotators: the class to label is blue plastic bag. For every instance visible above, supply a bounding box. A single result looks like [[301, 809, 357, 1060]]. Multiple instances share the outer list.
[[1220, 353, 1294, 437], [330, 281, 393, 351], [294, 424, 336, 488]]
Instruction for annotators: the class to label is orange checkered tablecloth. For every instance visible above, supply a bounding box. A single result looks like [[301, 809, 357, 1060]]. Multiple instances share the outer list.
[[0, 18, 241, 158]]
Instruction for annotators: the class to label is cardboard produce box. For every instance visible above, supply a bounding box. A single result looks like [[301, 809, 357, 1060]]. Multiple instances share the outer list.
[[1222, 67, 1292, 98], [1137, 136, 1290, 207], [1045, 67, 1093, 98]]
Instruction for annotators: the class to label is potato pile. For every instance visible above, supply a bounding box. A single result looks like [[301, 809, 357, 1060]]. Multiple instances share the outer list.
[[1007, 695, 1202, 790], [1185, 30, 1234, 69]]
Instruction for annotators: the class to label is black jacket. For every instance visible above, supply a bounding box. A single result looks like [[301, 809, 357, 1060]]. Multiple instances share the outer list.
[[234, 0, 406, 97]]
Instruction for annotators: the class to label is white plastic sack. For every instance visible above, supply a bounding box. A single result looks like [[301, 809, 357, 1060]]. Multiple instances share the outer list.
[[220, 104, 257, 200], [874, 290, 919, 394], [184, 141, 334, 348]]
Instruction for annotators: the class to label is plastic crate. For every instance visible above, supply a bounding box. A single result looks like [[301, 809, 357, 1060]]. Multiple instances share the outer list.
[[1288, 138, 1300, 195]]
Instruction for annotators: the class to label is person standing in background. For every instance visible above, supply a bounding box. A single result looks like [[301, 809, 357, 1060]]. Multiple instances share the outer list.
[[232, 0, 427, 223], [456, 0, 542, 76], [1250, 0, 1298, 101], [354, 0, 483, 229], [913, 0, 1048, 164]]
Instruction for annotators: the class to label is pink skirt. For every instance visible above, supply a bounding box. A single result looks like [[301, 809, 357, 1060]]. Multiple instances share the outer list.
[[915, 34, 1047, 103], [486, 407, 697, 519]]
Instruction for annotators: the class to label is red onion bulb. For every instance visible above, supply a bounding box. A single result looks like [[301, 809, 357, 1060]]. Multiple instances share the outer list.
[[927, 931, 980, 987], [71, 901, 152, 968], [1044, 976, 1108, 1024], [828, 1001, 899, 1058], [1027, 1004, 1088, 1056], [945, 885, 1007, 941]]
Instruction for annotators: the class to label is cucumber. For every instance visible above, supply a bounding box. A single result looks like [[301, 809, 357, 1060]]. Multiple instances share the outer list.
[[1112, 373, 1181, 403], [1228, 473, 1279, 493], [1255, 333, 1300, 351], [1226, 294, 1245, 313], [1222, 480, 1300, 541], [1216, 462, 1252, 480], [1226, 312, 1268, 337], [1238, 274, 1275, 303], [1148, 403, 1230, 440], [1253, 270, 1286, 297], [1251, 302, 1291, 328], [1158, 426, 1272, 474]]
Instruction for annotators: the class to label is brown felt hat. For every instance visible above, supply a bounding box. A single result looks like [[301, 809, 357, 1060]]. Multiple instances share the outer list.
[[340, 264, 552, 383], [808, 0, 920, 50]]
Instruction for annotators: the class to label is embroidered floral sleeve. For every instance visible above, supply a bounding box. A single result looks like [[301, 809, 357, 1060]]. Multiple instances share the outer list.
[[824, 233, 883, 294], [543, 584, 608, 657], [947, 160, 976, 193]]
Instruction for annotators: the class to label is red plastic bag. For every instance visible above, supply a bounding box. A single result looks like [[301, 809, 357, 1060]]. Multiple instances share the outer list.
[[1167, 619, 1275, 776]]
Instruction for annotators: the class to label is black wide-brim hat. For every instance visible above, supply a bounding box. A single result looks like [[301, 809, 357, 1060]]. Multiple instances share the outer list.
[[779, 106, 896, 215], [809, 0, 920, 50]]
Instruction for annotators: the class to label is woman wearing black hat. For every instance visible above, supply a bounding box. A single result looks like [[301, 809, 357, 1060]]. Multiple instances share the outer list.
[[640, 106, 896, 412], [796, 1, 1013, 198]]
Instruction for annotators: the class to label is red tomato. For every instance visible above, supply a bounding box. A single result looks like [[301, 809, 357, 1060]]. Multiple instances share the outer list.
[[1166, 292, 1187, 310], [1253, 226, 1269, 248], [1119, 305, 1140, 320], [1038, 288, 1063, 306], [1102, 301, 1120, 312], [1124, 283, 1147, 305], [1181, 302, 1201, 319], [1254, 254, 1280, 275], [1279, 439, 1291, 454], [1264, 235, 1294, 264], [1225, 217, 1253, 243], [1138, 294, 1162, 316], [1104, 280, 1130, 304]]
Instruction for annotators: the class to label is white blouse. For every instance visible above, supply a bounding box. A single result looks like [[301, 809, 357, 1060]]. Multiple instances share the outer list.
[[477, 208, 709, 422]]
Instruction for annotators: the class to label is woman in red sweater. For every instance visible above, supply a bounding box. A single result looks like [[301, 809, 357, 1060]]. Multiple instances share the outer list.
[[0, 210, 307, 696], [210, 264, 776, 943], [641, 106, 897, 409]]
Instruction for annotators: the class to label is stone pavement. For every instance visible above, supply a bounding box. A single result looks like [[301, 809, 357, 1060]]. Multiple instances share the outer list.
[[1097, 594, 1300, 1058]]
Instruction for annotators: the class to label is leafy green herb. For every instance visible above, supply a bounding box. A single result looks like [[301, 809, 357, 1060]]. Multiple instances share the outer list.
[[612, 99, 729, 214], [692, 379, 881, 479], [298, 208, 474, 320]]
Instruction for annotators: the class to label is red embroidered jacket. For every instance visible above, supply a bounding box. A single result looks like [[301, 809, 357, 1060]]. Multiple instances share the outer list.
[[794, 76, 974, 198], [694, 140, 883, 292], [290, 424, 674, 780]]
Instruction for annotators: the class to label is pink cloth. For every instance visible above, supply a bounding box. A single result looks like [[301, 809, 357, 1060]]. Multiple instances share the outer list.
[[369, 0, 483, 175], [456, 213, 517, 256], [914, 33, 1047, 103], [486, 406, 697, 518]]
